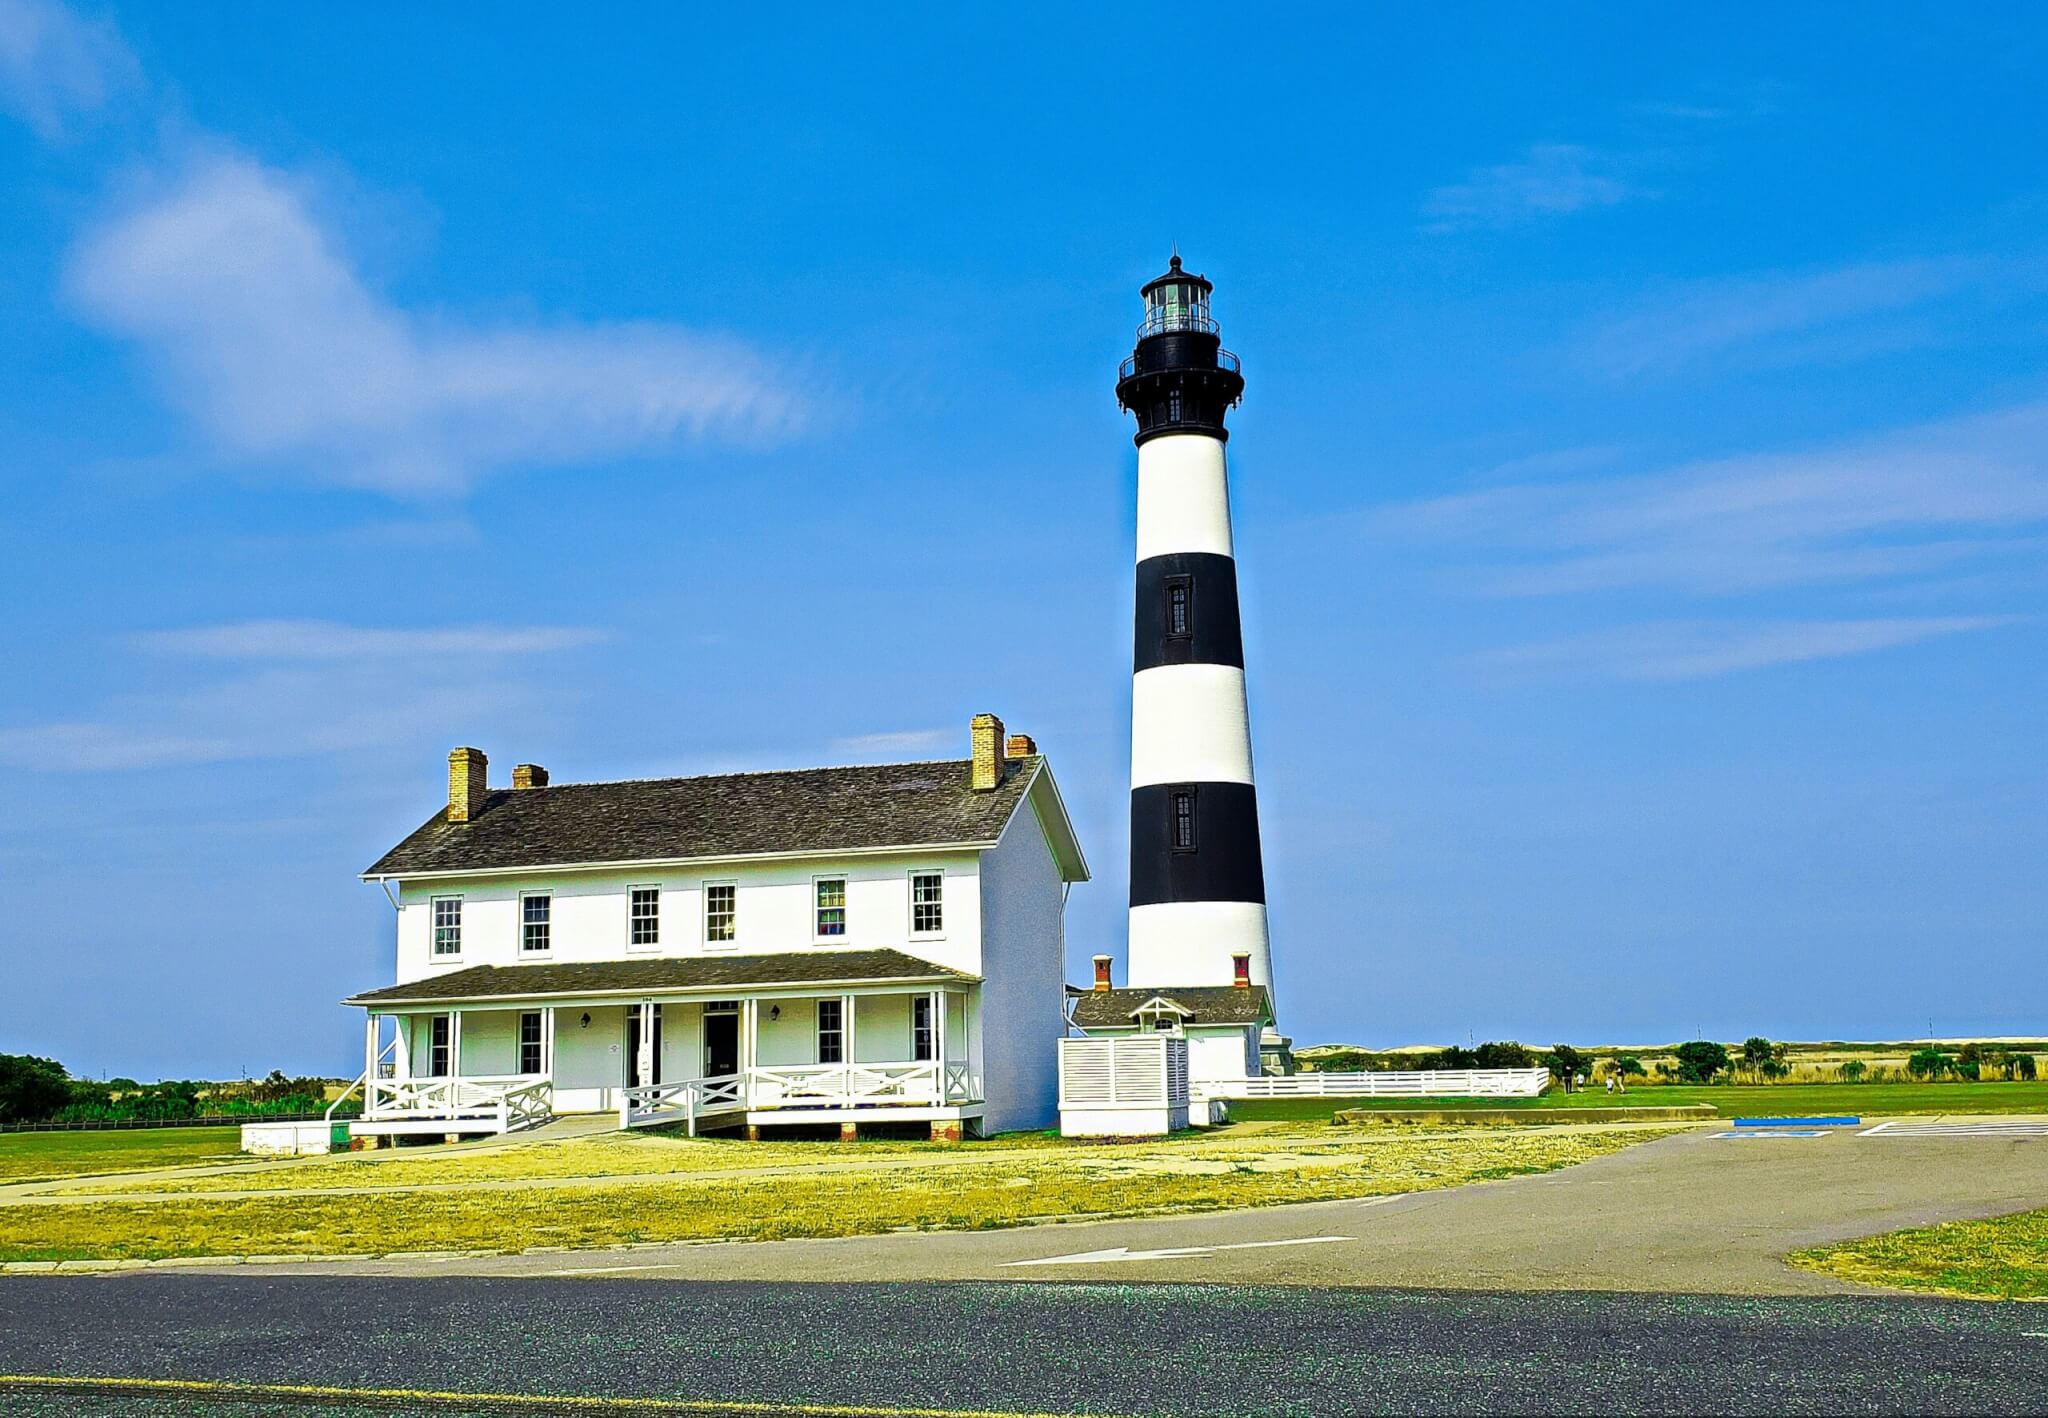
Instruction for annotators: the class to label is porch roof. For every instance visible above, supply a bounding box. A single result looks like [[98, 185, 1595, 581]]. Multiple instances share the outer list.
[[345, 948, 974, 1008]]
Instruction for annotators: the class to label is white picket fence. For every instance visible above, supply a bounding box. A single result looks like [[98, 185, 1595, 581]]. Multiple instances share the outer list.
[[1204, 1067, 1551, 1100]]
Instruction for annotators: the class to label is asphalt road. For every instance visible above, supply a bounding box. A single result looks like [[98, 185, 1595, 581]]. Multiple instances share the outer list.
[[2, 1273, 2045, 1415], [203, 1124, 2048, 1294]]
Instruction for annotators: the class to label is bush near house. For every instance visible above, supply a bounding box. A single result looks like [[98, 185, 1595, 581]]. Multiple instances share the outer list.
[[0, 1056, 72, 1126]]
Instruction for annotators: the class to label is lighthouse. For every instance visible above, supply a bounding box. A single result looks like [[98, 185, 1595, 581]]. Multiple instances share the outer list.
[[1115, 256, 1275, 1021]]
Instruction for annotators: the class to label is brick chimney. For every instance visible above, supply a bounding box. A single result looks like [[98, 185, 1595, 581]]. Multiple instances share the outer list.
[[512, 763, 549, 790], [1093, 955, 1113, 992], [1232, 952, 1251, 989], [1004, 733, 1037, 758], [448, 747, 488, 822], [970, 713, 1005, 791]]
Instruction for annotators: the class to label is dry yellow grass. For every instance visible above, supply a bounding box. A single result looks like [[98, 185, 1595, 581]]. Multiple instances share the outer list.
[[1789, 1208, 2048, 1301], [4, 1123, 1675, 1262]]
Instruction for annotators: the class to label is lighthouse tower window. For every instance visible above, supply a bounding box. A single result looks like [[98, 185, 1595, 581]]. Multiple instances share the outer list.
[[1170, 788, 1198, 852], [1165, 576, 1192, 639]]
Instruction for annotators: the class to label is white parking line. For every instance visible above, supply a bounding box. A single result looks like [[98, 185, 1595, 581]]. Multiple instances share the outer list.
[[1860, 1121, 2048, 1138], [1004, 1235, 1354, 1267]]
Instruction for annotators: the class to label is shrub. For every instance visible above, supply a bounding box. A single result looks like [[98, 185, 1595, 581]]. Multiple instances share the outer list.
[[1613, 1055, 1646, 1078], [1741, 1036, 1774, 1073], [1474, 1041, 1534, 1070], [1839, 1059, 1867, 1083], [1673, 1040, 1731, 1084], [1906, 1047, 1954, 1080], [1547, 1044, 1588, 1092], [2012, 1053, 2039, 1081]]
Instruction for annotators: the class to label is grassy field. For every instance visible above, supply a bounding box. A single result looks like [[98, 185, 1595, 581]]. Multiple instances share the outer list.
[[1232, 1080, 2048, 1122], [1789, 1208, 2048, 1300], [0, 1127, 245, 1183], [0, 1122, 1675, 1263]]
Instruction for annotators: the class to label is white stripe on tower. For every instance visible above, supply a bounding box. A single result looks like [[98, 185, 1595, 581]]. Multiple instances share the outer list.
[[1114, 257, 1274, 1010]]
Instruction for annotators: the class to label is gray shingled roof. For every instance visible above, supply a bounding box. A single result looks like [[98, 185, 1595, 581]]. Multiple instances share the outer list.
[[345, 948, 972, 1006], [365, 757, 1038, 878], [1069, 985, 1273, 1029]]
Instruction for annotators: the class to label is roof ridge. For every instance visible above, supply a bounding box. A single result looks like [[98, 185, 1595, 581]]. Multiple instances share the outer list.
[[487, 757, 1004, 792]]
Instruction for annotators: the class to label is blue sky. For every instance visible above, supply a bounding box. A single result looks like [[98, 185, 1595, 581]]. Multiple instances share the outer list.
[[2, 3, 2044, 1077]]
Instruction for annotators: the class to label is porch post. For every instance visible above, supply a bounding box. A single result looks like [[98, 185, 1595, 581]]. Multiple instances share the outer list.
[[450, 1009, 463, 1081], [637, 1001, 656, 1090], [394, 1014, 412, 1079], [932, 989, 946, 1099], [363, 1013, 378, 1111], [841, 992, 856, 1080], [742, 999, 759, 1104], [541, 1006, 556, 1078]]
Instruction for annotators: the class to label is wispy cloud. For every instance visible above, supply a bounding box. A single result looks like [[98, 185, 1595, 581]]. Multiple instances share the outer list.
[[0, 620, 604, 770], [832, 728, 952, 756], [1578, 257, 1998, 379], [1375, 399, 2048, 597], [1423, 144, 1639, 232], [135, 619, 606, 660], [66, 153, 811, 495], [1481, 616, 2018, 683], [0, 0, 137, 138]]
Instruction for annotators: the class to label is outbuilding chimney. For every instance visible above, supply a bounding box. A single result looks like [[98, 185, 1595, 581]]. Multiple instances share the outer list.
[[1005, 733, 1037, 758], [970, 713, 1005, 791], [448, 747, 488, 822], [1093, 955, 1113, 992], [512, 763, 549, 790]]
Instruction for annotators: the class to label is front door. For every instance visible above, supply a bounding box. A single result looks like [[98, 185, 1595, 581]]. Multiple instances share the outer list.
[[704, 1011, 739, 1077], [626, 1005, 662, 1088]]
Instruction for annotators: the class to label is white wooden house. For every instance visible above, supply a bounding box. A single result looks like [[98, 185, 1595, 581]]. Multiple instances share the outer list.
[[342, 714, 1087, 1143]]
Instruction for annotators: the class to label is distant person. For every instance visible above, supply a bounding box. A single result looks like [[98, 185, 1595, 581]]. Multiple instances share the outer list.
[[1604, 1076, 1616, 1094]]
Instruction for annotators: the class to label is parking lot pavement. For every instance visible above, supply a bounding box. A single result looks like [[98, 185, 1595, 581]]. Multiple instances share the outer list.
[[183, 1121, 2048, 1295], [5, 1274, 2048, 1416]]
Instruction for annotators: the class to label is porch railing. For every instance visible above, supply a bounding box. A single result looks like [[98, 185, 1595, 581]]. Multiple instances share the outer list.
[[363, 1074, 553, 1133], [618, 1062, 981, 1133]]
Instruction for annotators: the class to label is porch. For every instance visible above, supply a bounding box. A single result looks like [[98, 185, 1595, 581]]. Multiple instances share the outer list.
[[342, 980, 982, 1142]]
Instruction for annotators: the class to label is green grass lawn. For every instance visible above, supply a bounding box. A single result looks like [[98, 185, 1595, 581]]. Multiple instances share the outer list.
[[0, 1127, 246, 1183], [1789, 1208, 2048, 1300], [1231, 1080, 2048, 1122]]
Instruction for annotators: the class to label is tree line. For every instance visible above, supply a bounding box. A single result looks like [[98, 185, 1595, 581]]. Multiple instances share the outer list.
[[0, 1054, 348, 1126]]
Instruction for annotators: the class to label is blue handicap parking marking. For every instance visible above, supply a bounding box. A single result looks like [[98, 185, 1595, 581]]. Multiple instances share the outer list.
[[1732, 1116, 1859, 1128], [1712, 1128, 1830, 1139]]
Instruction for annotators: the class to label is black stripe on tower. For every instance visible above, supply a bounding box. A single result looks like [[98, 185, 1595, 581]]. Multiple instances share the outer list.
[[1134, 552, 1243, 672], [1129, 781, 1267, 907]]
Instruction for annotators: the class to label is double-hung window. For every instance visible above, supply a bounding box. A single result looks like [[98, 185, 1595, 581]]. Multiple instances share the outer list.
[[521, 892, 552, 954], [704, 883, 736, 945], [518, 1012, 543, 1075], [629, 887, 660, 949], [910, 871, 943, 936], [815, 878, 847, 939], [431, 896, 462, 956], [912, 995, 935, 1062], [816, 999, 844, 1063]]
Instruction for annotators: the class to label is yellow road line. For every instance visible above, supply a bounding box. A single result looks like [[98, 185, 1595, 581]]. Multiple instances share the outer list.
[[0, 1374, 1096, 1417]]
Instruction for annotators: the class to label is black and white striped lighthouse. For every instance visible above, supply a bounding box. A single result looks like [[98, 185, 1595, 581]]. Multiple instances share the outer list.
[[1115, 255, 1274, 1011]]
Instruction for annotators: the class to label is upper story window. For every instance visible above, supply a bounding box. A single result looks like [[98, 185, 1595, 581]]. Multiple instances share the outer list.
[[431, 897, 463, 956], [704, 883, 736, 945], [1165, 576, 1192, 639], [629, 887, 660, 949], [817, 999, 844, 1063], [910, 871, 944, 936], [1171, 788, 1198, 852], [815, 878, 847, 939], [520, 891, 552, 954]]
